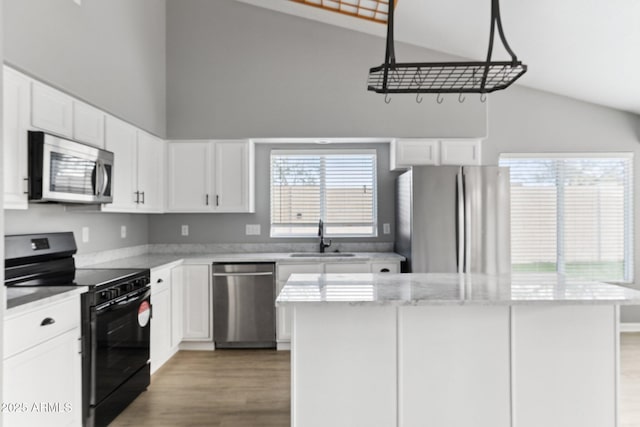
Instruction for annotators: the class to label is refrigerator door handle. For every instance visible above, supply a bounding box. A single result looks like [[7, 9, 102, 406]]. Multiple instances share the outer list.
[[456, 170, 465, 273]]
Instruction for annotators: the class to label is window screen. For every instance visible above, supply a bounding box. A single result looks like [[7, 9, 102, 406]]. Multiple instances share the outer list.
[[271, 150, 377, 237], [499, 154, 633, 282]]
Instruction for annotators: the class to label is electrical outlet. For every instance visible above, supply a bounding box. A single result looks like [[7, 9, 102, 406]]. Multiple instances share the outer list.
[[245, 224, 261, 235], [383, 223, 391, 234], [121, 225, 127, 239], [72, 0, 82, 5], [82, 227, 90, 243], [181, 225, 189, 236]]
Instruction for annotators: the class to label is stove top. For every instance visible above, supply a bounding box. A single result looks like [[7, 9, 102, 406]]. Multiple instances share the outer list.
[[74, 268, 149, 289]]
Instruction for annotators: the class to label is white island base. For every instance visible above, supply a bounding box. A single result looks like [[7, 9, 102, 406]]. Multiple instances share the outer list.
[[281, 274, 638, 427]]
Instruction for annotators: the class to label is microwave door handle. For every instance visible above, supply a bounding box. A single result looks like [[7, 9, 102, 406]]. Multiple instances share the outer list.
[[93, 161, 102, 197], [101, 162, 109, 196]]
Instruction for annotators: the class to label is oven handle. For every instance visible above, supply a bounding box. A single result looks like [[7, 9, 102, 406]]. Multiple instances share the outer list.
[[96, 287, 151, 314]]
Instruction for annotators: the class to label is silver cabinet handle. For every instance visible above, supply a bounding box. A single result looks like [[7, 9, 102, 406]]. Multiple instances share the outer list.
[[213, 272, 274, 277], [40, 317, 56, 326]]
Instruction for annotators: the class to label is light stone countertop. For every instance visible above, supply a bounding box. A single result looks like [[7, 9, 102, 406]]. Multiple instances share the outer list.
[[276, 272, 640, 306], [6, 286, 89, 314], [86, 252, 405, 270]]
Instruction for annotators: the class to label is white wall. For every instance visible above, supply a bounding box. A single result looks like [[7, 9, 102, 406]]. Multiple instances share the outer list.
[[166, 0, 487, 139], [3, 0, 166, 137]]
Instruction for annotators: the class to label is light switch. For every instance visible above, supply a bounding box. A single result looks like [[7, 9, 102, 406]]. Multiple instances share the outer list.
[[82, 227, 90, 243], [181, 225, 189, 236], [383, 223, 391, 234], [246, 224, 261, 235], [121, 225, 127, 239]]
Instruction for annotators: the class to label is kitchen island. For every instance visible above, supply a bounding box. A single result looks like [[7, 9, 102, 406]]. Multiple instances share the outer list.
[[276, 273, 640, 427]]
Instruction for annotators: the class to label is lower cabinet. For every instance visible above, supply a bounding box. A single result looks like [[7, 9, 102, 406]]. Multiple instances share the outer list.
[[150, 266, 173, 374], [276, 260, 401, 348], [181, 264, 212, 342], [3, 294, 82, 427]]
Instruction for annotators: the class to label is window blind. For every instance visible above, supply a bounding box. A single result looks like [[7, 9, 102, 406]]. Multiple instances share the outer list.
[[271, 150, 377, 237], [499, 154, 633, 282]]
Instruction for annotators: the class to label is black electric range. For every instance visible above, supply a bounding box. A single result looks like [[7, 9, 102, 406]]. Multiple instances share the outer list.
[[4, 232, 152, 427]]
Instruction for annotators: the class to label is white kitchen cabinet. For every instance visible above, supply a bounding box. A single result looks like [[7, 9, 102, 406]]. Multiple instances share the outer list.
[[390, 139, 482, 170], [31, 80, 73, 138], [136, 131, 165, 212], [182, 264, 212, 341], [166, 140, 255, 213], [275, 260, 401, 348], [171, 266, 185, 349], [324, 262, 370, 273], [103, 116, 164, 213], [3, 295, 82, 427], [72, 100, 105, 148], [390, 139, 439, 170], [439, 139, 482, 165], [3, 67, 31, 210], [150, 267, 173, 374]]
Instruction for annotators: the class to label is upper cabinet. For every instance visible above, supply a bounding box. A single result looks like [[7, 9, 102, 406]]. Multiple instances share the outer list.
[[390, 138, 482, 170], [72, 100, 105, 148], [30, 81, 74, 138], [3, 67, 31, 210], [167, 140, 255, 213], [102, 116, 164, 213]]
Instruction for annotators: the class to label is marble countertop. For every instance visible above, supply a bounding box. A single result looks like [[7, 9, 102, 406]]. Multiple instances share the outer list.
[[6, 286, 88, 314], [86, 252, 404, 269], [276, 273, 640, 306]]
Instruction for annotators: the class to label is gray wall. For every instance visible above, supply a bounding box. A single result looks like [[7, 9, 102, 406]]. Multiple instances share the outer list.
[[166, 0, 486, 139], [3, 0, 164, 254], [4, 205, 148, 254], [149, 142, 398, 244], [3, 0, 167, 137]]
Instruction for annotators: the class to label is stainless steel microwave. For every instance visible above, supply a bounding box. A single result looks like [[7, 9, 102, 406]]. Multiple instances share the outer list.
[[28, 131, 114, 204]]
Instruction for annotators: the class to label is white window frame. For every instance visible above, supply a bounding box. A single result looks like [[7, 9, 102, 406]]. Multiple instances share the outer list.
[[270, 149, 378, 238], [500, 152, 634, 283]]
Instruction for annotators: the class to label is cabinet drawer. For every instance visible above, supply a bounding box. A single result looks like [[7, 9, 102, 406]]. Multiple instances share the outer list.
[[4, 296, 80, 358], [277, 263, 323, 281], [324, 262, 370, 273], [371, 262, 400, 274], [151, 267, 172, 294]]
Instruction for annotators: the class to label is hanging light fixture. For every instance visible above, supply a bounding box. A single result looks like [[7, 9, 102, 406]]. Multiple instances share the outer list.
[[367, 0, 527, 102]]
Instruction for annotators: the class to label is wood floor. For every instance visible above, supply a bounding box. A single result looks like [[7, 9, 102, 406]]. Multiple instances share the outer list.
[[112, 333, 640, 426]]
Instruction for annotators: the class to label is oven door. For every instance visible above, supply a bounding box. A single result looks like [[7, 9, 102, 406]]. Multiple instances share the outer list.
[[93, 287, 151, 406]]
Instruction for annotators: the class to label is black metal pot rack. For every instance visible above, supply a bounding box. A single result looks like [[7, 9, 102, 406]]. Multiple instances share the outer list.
[[367, 0, 527, 99]]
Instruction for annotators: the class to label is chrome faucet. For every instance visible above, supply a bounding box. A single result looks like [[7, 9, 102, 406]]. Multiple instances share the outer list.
[[318, 219, 332, 253]]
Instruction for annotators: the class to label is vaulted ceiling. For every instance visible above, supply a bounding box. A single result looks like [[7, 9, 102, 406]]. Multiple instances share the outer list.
[[236, 0, 640, 116]]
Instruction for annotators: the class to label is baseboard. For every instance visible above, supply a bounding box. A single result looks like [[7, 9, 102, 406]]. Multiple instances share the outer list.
[[277, 342, 291, 351], [179, 341, 215, 351], [620, 323, 640, 332]]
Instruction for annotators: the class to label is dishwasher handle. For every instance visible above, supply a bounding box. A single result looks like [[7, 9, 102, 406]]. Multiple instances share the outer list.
[[212, 271, 274, 277]]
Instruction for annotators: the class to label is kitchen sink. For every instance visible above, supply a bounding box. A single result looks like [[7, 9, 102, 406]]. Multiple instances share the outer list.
[[289, 253, 356, 258]]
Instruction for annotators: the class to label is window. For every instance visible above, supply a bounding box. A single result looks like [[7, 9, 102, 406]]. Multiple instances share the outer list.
[[271, 150, 377, 237], [499, 154, 633, 282]]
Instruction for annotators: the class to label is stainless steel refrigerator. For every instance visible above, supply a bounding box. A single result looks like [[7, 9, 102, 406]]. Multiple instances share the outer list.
[[396, 165, 511, 273]]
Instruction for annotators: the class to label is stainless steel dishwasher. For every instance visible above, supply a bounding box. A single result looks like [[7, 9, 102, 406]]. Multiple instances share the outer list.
[[212, 262, 276, 348]]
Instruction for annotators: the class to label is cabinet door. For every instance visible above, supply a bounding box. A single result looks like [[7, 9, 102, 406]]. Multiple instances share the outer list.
[[390, 139, 439, 170], [370, 261, 400, 274], [150, 287, 171, 374], [72, 100, 105, 148], [440, 139, 482, 165], [3, 67, 30, 210], [31, 81, 73, 138], [3, 328, 82, 427], [213, 140, 254, 212], [171, 266, 185, 348], [276, 281, 293, 343], [136, 131, 164, 213], [103, 116, 138, 211], [167, 141, 211, 212], [182, 264, 212, 341]]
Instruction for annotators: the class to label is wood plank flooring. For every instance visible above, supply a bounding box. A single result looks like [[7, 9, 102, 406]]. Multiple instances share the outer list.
[[112, 333, 640, 426]]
